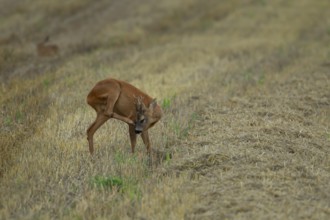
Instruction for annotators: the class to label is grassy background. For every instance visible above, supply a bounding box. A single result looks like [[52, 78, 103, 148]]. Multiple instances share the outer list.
[[0, 0, 329, 219]]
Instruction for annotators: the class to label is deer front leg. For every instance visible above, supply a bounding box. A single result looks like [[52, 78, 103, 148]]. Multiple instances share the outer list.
[[141, 130, 153, 166], [129, 125, 137, 153], [141, 130, 151, 155], [112, 113, 135, 125]]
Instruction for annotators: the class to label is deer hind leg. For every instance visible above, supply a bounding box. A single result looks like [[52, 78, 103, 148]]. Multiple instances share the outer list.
[[104, 90, 134, 125], [87, 113, 109, 154], [104, 89, 120, 117], [128, 125, 137, 153]]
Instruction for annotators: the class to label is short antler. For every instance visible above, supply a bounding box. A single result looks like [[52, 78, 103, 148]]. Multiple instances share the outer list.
[[136, 96, 145, 112]]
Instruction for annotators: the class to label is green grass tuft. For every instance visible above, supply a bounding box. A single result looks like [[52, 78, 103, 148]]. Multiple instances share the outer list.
[[161, 94, 177, 110], [91, 176, 123, 190]]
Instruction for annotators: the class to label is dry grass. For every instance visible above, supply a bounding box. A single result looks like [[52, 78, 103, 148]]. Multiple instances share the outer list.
[[1, 0, 329, 219]]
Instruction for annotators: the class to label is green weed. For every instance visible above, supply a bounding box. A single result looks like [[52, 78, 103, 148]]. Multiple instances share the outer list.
[[43, 79, 50, 87], [164, 152, 172, 164], [114, 151, 126, 164], [4, 116, 12, 126], [15, 111, 23, 122], [258, 0, 267, 6], [124, 177, 142, 200], [114, 151, 138, 164], [91, 175, 142, 200], [257, 74, 265, 85], [326, 28, 330, 35], [244, 71, 265, 86], [161, 94, 177, 110], [190, 112, 200, 121], [162, 97, 172, 109], [91, 176, 123, 190], [172, 121, 181, 136], [170, 112, 200, 139], [244, 71, 252, 81]]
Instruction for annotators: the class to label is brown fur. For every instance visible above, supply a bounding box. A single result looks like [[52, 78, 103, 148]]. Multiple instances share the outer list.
[[36, 36, 59, 57], [86, 78, 162, 155]]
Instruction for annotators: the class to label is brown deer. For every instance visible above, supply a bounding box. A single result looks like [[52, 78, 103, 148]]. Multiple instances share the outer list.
[[86, 78, 162, 155], [36, 36, 59, 57]]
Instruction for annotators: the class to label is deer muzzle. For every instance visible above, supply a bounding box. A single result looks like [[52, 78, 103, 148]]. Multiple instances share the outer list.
[[135, 124, 143, 134]]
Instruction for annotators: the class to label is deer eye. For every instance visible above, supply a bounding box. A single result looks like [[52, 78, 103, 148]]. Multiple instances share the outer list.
[[140, 119, 145, 123]]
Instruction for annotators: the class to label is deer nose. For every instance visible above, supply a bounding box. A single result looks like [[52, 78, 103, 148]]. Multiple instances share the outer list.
[[135, 124, 143, 134]]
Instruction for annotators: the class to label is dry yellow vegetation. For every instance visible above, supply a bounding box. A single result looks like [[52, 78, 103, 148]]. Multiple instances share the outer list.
[[0, 0, 329, 219]]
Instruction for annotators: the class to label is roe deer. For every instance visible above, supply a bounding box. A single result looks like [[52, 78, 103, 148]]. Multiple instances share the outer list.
[[86, 78, 162, 155], [36, 36, 59, 57]]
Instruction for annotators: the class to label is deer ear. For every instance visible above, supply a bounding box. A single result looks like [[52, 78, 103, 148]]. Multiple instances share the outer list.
[[149, 98, 157, 109]]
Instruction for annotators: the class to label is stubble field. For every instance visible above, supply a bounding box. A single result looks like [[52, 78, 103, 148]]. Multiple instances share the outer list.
[[0, 0, 329, 219]]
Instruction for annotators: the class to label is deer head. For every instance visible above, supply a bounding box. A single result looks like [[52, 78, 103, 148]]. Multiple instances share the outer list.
[[135, 97, 159, 134]]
